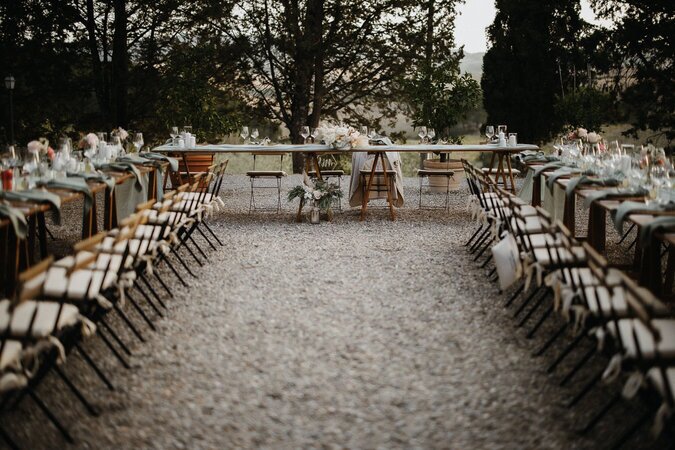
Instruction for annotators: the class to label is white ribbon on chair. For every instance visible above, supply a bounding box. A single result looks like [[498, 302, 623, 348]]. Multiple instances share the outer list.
[[522, 254, 544, 291], [115, 271, 137, 306], [621, 371, 644, 399], [602, 353, 623, 384], [570, 304, 589, 334], [95, 294, 113, 310], [652, 402, 672, 437]]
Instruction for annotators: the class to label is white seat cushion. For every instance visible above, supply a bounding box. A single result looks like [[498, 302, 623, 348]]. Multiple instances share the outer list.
[[510, 216, 547, 234], [43, 265, 117, 300], [0, 300, 80, 338], [532, 246, 586, 266], [0, 340, 23, 371], [54, 251, 130, 273], [519, 233, 563, 248], [613, 319, 675, 360], [584, 286, 629, 317]]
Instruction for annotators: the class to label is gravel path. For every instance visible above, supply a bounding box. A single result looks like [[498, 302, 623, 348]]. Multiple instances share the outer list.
[[4, 175, 667, 449]]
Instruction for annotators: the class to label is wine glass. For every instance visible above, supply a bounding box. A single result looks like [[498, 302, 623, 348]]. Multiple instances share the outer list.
[[418, 126, 427, 143], [170, 127, 179, 144], [134, 133, 144, 152], [251, 128, 259, 142], [310, 128, 319, 143], [300, 126, 310, 144], [367, 128, 376, 139], [240, 126, 249, 143], [360, 126, 368, 137], [485, 125, 495, 142], [427, 128, 436, 142], [183, 125, 192, 135]]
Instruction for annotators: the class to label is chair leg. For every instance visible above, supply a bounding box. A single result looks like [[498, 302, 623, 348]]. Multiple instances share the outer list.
[[188, 234, 208, 261], [99, 317, 133, 356], [533, 322, 568, 357], [565, 367, 603, 408], [114, 303, 146, 343], [76, 343, 118, 389], [466, 224, 485, 247], [135, 283, 164, 318], [28, 390, 74, 443], [201, 221, 224, 247], [504, 283, 524, 307], [126, 291, 157, 331], [559, 345, 596, 386], [513, 286, 542, 318], [607, 408, 652, 450], [526, 304, 554, 339], [0, 424, 19, 450], [197, 225, 217, 251], [516, 289, 547, 327], [154, 269, 175, 297], [53, 366, 100, 416], [577, 392, 621, 434], [547, 331, 585, 373], [170, 246, 197, 278], [140, 273, 167, 309]]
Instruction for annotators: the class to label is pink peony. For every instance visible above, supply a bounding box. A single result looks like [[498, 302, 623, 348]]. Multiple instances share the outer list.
[[27, 140, 41, 154], [47, 147, 55, 160]]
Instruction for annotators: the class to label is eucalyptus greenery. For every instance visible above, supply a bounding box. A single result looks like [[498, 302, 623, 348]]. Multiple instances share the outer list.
[[288, 180, 343, 211]]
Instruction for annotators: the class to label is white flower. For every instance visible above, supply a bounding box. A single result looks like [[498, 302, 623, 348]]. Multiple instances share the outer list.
[[577, 128, 588, 139], [587, 132, 601, 144], [117, 127, 129, 141], [313, 190, 322, 200], [85, 133, 99, 148], [27, 140, 41, 154]]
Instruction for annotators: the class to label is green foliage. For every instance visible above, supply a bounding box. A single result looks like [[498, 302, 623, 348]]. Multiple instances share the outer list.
[[288, 180, 343, 211], [554, 86, 615, 132], [589, 0, 674, 146], [482, 0, 588, 144]]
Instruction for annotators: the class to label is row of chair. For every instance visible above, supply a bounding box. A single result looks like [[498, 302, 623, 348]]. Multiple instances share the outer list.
[[0, 161, 228, 448], [462, 159, 674, 449]]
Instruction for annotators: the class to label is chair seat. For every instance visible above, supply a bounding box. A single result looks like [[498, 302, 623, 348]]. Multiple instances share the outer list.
[[647, 367, 675, 403], [531, 246, 586, 266], [584, 286, 629, 317], [611, 319, 675, 360], [518, 232, 563, 248], [417, 169, 454, 177], [308, 170, 345, 177], [54, 251, 131, 274], [247, 171, 287, 177], [0, 340, 23, 371], [360, 169, 396, 175], [510, 215, 547, 234], [43, 265, 118, 300], [0, 300, 81, 339]]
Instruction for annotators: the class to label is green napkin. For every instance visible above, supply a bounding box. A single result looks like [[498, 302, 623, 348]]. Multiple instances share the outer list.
[[546, 167, 583, 191], [533, 161, 569, 177], [613, 201, 675, 233], [565, 176, 621, 202], [139, 152, 179, 172], [0, 203, 29, 239], [582, 188, 648, 208], [96, 161, 143, 191], [639, 216, 675, 248], [39, 178, 94, 222], [67, 171, 116, 191], [0, 189, 63, 224]]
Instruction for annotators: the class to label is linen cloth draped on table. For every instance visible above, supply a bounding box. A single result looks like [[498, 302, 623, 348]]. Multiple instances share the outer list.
[[0, 203, 29, 239], [0, 189, 63, 225], [348, 151, 404, 207], [96, 160, 147, 220], [38, 178, 94, 226]]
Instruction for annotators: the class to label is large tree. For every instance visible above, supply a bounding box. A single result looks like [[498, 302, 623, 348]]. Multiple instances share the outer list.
[[216, 0, 410, 172], [590, 0, 674, 146], [482, 0, 587, 144]]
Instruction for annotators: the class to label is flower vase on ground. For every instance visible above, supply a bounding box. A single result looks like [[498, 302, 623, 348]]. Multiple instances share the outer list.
[[310, 201, 320, 224]]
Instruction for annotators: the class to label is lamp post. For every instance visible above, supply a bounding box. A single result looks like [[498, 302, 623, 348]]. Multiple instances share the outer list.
[[4, 75, 15, 144]]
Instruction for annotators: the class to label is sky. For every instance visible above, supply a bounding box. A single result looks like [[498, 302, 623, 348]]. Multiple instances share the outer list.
[[454, 0, 612, 54]]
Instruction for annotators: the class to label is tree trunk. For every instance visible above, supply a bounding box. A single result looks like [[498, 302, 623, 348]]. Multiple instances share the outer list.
[[85, 0, 110, 124], [112, 0, 128, 127], [422, 0, 435, 125]]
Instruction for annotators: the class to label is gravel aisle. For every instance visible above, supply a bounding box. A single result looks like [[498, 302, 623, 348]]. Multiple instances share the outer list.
[[6, 175, 659, 449]]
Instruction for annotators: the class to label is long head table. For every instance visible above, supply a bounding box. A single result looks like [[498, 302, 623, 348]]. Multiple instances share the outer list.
[[152, 143, 539, 153]]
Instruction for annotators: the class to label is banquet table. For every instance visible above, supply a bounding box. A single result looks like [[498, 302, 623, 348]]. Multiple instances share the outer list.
[[0, 162, 168, 296], [526, 163, 675, 296], [153, 143, 539, 220]]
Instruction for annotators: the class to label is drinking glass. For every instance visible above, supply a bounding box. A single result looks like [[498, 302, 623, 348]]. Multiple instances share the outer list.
[[427, 128, 436, 141], [251, 128, 259, 141], [485, 125, 494, 142], [310, 128, 319, 143], [418, 126, 427, 143], [183, 125, 192, 134], [360, 126, 368, 137], [240, 126, 249, 142], [300, 126, 310, 144], [170, 127, 179, 144], [367, 128, 376, 139], [134, 133, 144, 152], [497, 125, 507, 135], [97, 132, 107, 143]]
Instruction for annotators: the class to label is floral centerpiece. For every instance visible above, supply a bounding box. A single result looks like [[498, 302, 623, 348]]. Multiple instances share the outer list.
[[315, 124, 368, 150], [288, 176, 343, 222]]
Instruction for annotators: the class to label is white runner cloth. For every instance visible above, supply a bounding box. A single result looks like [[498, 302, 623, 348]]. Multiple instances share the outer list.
[[348, 152, 404, 208]]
